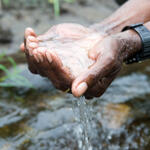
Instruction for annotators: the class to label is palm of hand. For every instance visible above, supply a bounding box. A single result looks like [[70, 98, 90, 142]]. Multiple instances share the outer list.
[[21, 23, 102, 91]]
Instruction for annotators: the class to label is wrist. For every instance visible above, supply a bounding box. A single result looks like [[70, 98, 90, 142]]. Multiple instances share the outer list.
[[90, 16, 133, 36], [114, 29, 142, 62], [90, 22, 116, 36]]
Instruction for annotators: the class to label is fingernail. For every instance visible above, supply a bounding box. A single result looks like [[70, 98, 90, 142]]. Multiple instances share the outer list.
[[28, 36, 38, 42], [28, 48, 32, 56], [33, 50, 40, 63], [34, 54, 40, 63], [46, 52, 52, 63], [26, 27, 33, 31], [37, 36, 42, 41], [76, 82, 88, 97], [20, 43, 25, 52], [33, 54, 40, 63], [28, 36, 34, 41], [29, 43, 38, 48], [38, 53, 43, 62]]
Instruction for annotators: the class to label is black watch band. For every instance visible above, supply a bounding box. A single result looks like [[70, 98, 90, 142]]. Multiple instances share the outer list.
[[122, 23, 150, 64]]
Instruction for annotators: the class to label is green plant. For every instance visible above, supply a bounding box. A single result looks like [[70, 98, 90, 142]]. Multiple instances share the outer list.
[[48, 0, 74, 16], [2, 0, 10, 6], [1, 0, 74, 16], [0, 54, 32, 88]]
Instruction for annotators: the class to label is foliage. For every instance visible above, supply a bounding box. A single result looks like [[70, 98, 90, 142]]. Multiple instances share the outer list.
[[0, 53, 32, 88], [1, 0, 74, 16], [49, 0, 74, 16], [1, 0, 9, 6]]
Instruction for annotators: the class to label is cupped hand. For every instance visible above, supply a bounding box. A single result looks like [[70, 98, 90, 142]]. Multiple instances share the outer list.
[[20, 23, 106, 92], [72, 30, 141, 99], [72, 36, 124, 99]]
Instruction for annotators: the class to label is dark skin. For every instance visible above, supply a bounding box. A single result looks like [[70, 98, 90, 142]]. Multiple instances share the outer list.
[[21, 24, 107, 97], [21, 0, 150, 99], [21, 25, 141, 99]]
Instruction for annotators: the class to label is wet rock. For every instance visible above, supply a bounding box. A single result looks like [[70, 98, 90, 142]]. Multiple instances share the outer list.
[[97, 103, 131, 129], [62, 2, 117, 22], [28, 123, 79, 150], [101, 73, 150, 103], [32, 108, 75, 130], [115, 0, 127, 5], [0, 102, 28, 141], [0, 25, 13, 44], [0, 102, 28, 129]]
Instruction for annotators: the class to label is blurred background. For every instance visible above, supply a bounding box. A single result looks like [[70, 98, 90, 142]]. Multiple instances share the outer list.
[[0, 0, 150, 150]]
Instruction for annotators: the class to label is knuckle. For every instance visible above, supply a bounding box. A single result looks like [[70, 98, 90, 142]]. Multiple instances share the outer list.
[[107, 53, 116, 62], [28, 65, 37, 74], [105, 53, 116, 66], [96, 89, 105, 97]]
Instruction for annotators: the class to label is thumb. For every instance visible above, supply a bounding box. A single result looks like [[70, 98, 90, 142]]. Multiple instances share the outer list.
[[88, 38, 104, 60], [71, 55, 108, 97]]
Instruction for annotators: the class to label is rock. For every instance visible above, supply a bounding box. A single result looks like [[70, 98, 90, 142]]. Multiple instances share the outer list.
[[101, 73, 150, 103], [115, 0, 127, 5], [98, 103, 130, 129], [0, 102, 28, 128], [32, 108, 75, 130], [0, 25, 13, 44]]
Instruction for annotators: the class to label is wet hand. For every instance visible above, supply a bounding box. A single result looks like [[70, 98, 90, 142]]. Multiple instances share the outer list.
[[72, 30, 141, 99], [20, 23, 106, 91]]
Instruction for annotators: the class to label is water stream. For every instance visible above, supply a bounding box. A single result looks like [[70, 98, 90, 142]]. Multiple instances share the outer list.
[[72, 97, 94, 150]]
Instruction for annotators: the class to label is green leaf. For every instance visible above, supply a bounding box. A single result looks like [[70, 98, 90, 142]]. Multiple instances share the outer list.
[[0, 54, 33, 88], [2, 0, 10, 6], [7, 57, 16, 67], [0, 52, 6, 60], [64, 0, 74, 3], [53, 0, 60, 17], [0, 76, 7, 82], [0, 64, 9, 74], [13, 75, 32, 87]]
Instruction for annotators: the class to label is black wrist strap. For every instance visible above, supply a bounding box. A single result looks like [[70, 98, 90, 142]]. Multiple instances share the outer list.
[[122, 23, 150, 64]]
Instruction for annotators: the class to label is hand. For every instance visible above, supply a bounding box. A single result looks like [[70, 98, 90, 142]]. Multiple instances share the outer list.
[[20, 23, 107, 91], [71, 30, 142, 99]]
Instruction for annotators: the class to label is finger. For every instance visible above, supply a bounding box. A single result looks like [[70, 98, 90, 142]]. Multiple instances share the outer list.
[[27, 36, 39, 56], [31, 48, 49, 77], [24, 28, 37, 54], [20, 43, 25, 52], [46, 50, 73, 80], [88, 34, 106, 60], [34, 47, 46, 63], [32, 49, 40, 63], [23, 29, 39, 75], [45, 50, 74, 88], [88, 48, 99, 60], [26, 54, 38, 74], [26, 41, 38, 56], [43, 50, 73, 91], [37, 34, 53, 41], [28, 36, 38, 42], [84, 80, 105, 99], [88, 40, 102, 60], [84, 66, 121, 99], [85, 77, 112, 98], [72, 54, 114, 97], [25, 27, 36, 39], [37, 26, 56, 41]]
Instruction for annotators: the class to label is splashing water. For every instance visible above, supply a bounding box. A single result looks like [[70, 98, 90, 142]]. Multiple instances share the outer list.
[[72, 97, 93, 150]]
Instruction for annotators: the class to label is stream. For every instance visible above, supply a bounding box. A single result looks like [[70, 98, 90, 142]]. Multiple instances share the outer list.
[[1, 0, 150, 149]]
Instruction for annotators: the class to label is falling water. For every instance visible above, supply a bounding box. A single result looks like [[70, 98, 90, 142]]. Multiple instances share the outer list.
[[72, 97, 93, 150]]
